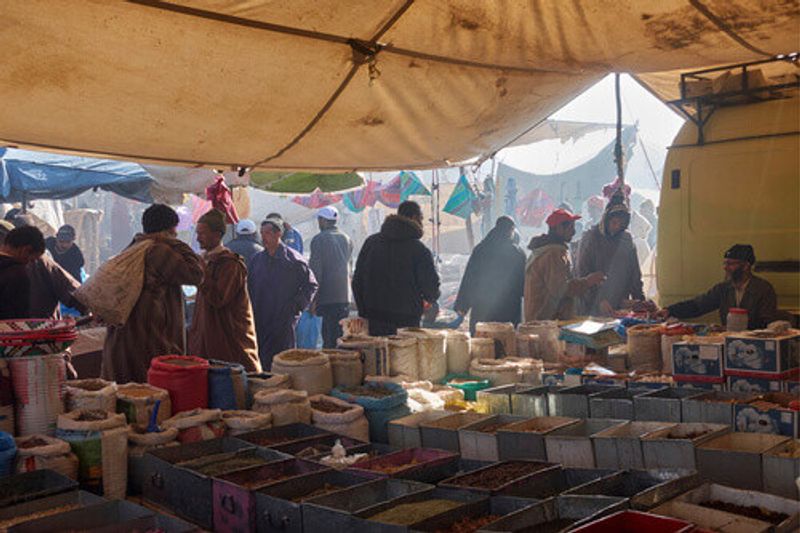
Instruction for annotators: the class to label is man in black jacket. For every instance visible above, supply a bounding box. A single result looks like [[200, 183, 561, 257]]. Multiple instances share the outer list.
[[352, 201, 440, 336], [454, 216, 526, 334]]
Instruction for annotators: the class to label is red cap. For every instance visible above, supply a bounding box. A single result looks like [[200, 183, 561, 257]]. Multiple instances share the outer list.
[[546, 208, 582, 227]]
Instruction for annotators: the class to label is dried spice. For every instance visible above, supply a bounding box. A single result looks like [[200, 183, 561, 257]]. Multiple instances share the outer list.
[[186, 455, 268, 477], [310, 399, 351, 413], [699, 500, 789, 524], [447, 461, 550, 490], [368, 499, 462, 525], [161, 357, 202, 367], [296, 445, 330, 458], [363, 458, 420, 474], [427, 415, 484, 430], [17, 437, 51, 449], [0, 504, 81, 529], [75, 410, 108, 421], [290, 483, 342, 502], [436, 514, 500, 533], [118, 386, 157, 398], [476, 422, 510, 434], [340, 386, 394, 398]]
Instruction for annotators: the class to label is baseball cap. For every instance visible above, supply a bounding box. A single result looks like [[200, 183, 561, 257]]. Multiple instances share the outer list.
[[317, 206, 339, 221], [235, 219, 257, 235], [56, 224, 76, 240], [546, 208, 581, 227]]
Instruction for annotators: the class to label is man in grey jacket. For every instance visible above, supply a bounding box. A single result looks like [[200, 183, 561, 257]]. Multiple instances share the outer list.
[[226, 219, 264, 264], [309, 206, 353, 348]]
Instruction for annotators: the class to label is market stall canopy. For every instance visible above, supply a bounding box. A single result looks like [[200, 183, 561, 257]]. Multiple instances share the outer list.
[[0, 1, 796, 171]]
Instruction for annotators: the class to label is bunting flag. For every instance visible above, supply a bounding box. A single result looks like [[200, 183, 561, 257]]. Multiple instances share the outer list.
[[343, 179, 380, 213], [291, 187, 342, 209], [442, 174, 477, 220], [377, 171, 431, 208], [517, 188, 555, 227]]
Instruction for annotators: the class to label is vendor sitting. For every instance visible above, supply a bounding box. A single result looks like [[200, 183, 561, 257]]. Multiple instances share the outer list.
[[660, 244, 779, 329]]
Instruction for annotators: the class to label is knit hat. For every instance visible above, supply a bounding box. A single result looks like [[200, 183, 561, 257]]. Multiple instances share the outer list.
[[198, 209, 226, 235], [724, 244, 756, 265]]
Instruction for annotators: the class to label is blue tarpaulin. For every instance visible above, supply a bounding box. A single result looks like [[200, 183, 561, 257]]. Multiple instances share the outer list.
[[0, 147, 154, 203]]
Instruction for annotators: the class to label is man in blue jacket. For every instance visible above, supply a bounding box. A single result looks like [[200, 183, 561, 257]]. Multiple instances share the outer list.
[[248, 215, 318, 369]]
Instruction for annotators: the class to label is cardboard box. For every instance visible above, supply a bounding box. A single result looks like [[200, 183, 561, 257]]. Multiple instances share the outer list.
[[674, 377, 726, 391], [734, 392, 798, 438], [724, 330, 800, 376], [727, 375, 783, 394], [672, 341, 724, 377], [784, 380, 800, 395]]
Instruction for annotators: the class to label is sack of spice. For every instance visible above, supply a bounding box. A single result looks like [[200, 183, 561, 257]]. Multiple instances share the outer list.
[[252, 389, 312, 426], [116, 382, 171, 428], [271, 350, 333, 396], [162, 408, 225, 443], [15, 434, 79, 479], [330, 383, 409, 443], [127, 426, 179, 495], [309, 395, 369, 442], [207, 360, 248, 411], [323, 349, 364, 389], [245, 372, 291, 409], [55, 410, 128, 499], [65, 378, 118, 413], [221, 410, 272, 436], [469, 358, 518, 386]]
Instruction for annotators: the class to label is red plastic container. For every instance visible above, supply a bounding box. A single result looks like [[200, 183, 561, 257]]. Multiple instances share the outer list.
[[147, 355, 209, 413], [571, 511, 695, 533]]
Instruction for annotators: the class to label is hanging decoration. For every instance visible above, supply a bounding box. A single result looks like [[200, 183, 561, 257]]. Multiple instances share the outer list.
[[205, 174, 239, 224], [516, 188, 555, 227], [442, 174, 477, 220], [342, 179, 380, 212], [291, 187, 342, 209], [377, 171, 431, 208]]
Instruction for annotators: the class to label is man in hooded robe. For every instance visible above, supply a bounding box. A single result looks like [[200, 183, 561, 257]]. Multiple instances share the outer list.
[[189, 209, 261, 371], [576, 192, 644, 315]]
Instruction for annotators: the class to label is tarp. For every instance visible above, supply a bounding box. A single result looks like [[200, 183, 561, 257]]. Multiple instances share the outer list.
[[442, 174, 476, 220], [249, 171, 363, 193], [0, 1, 796, 172], [0, 147, 154, 202]]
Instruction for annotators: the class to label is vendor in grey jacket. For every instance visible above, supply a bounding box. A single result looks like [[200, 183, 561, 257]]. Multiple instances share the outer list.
[[309, 206, 353, 348], [660, 244, 780, 329]]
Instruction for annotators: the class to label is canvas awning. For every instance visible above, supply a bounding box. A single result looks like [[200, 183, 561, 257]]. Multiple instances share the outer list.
[[0, 1, 796, 172]]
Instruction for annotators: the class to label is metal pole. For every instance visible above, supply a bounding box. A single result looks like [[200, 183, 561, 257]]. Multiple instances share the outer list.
[[614, 72, 625, 185]]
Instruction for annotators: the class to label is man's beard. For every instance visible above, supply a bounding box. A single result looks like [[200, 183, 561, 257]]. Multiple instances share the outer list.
[[727, 268, 746, 283]]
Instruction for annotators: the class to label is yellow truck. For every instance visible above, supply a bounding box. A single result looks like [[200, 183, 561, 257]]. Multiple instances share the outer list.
[[657, 58, 799, 320]]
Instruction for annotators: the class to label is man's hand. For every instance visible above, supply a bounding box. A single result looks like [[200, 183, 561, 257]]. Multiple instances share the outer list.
[[586, 272, 606, 287], [599, 299, 614, 316], [655, 308, 670, 320]]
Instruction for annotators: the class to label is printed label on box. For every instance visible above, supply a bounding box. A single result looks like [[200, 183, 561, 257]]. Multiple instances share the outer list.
[[727, 376, 782, 394], [699, 346, 719, 360], [735, 404, 797, 438], [673, 343, 723, 377]]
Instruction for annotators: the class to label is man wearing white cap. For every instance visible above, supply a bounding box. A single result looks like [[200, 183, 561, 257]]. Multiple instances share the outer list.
[[310, 206, 353, 348], [226, 219, 264, 264]]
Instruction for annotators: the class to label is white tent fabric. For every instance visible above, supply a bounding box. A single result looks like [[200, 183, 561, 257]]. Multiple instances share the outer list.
[[0, 1, 796, 171]]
